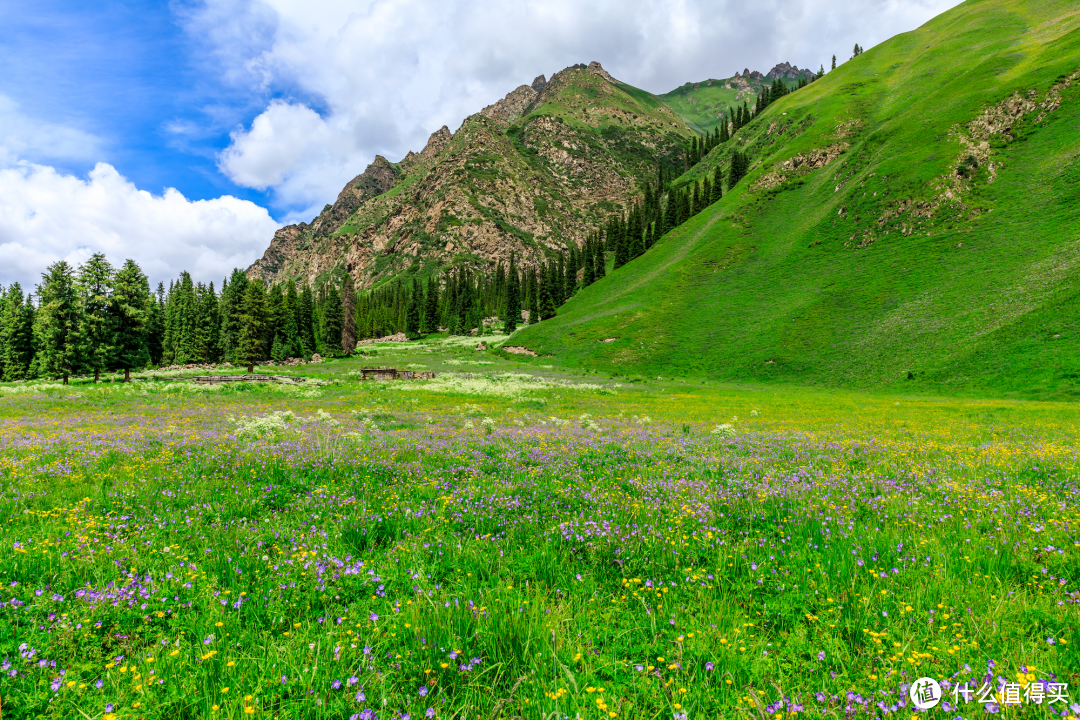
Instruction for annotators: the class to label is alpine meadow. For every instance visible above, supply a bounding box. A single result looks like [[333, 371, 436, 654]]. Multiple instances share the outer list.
[[1, 1, 1080, 720]]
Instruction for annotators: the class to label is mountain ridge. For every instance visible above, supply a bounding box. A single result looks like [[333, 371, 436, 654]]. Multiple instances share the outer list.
[[247, 61, 690, 291]]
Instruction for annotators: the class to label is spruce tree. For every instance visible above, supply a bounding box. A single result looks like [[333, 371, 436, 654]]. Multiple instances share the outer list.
[[406, 279, 421, 337], [36, 261, 82, 384], [218, 269, 248, 363], [147, 283, 164, 365], [502, 254, 521, 333], [832, 54, 837, 70], [298, 285, 316, 357], [527, 268, 540, 323], [342, 274, 357, 353], [538, 265, 556, 321], [0, 284, 34, 381], [422, 276, 438, 334], [111, 259, 151, 381], [237, 281, 266, 373], [594, 240, 606, 280], [711, 166, 724, 204], [321, 285, 344, 355], [77, 253, 114, 382], [582, 241, 595, 287], [282, 281, 300, 357], [691, 183, 701, 216]]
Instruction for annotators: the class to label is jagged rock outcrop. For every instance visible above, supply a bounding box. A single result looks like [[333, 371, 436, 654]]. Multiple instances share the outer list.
[[766, 62, 816, 81], [248, 62, 691, 289]]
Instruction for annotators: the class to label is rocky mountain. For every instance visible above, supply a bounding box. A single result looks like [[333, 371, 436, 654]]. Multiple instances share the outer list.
[[247, 62, 693, 290]]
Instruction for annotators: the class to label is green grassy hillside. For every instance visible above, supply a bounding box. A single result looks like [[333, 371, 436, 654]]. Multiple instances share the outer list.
[[659, 77, 779, 133], [511, 0, 1080, 398]]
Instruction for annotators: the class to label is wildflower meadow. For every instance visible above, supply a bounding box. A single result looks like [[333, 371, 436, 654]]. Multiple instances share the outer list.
[[1, 364, 1078, 720]]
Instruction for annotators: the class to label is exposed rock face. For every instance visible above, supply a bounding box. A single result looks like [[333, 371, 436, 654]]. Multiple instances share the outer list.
[[481, 84, 538, 125], [766, 62, 816, 81], [247, 62, 691, 289]]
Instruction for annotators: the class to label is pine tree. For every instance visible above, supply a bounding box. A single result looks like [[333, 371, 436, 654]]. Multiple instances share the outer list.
[[36, 261, 82, 384], [298, 285, 316, 357], [728, 151, 750, 187], [594, 240, 606, 280], [218, 270, 247, 363], [237, 282, 266, 373], [0, 284, 34, 381], [502, 254, 521, 333], [110, 259, 151, 381], [342, 274, 357, 354], [321, 285, 344, 355], [582, 241, 596, 287], [147, 283, 165, 366], [527, 268, 540, 323], [538, 264, 556, 321], [712, 166, 724, 204], [832, 54, 837, 70], [406, 278, 421, 337], [76, 253, 114, 382], [282, 281, 300, 357]]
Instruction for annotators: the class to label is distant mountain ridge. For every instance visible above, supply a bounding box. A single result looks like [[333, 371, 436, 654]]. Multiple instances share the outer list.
[[248, 62, 692, 290]]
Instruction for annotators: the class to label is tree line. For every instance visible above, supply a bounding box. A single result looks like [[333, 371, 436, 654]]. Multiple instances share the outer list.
[[2, 90, 808, 385]]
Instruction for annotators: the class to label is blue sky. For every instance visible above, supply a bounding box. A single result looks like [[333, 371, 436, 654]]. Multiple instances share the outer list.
[[1, 0, 271, 204], [0, 0, 962, 287]]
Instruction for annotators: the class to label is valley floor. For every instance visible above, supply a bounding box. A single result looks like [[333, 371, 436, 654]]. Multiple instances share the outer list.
[[1, 353, 1078, 719]]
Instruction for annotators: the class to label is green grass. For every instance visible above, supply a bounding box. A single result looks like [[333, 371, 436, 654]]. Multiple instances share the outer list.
[[1, 366, 1079, 718], [659, 79, 755, 133], [514, 0, 1080, 399]]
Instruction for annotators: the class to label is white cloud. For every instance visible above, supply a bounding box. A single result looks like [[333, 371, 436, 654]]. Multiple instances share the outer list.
[[0, 161, 281, 288], [204, 0, 962, 214]]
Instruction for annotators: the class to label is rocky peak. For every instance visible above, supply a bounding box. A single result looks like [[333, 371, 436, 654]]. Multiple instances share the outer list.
[[766, 62, 816, 80], [480, 84, 538, 126], [531, 74, 547, 92], [306, 155, 399, 237], [587, 61, 616, 83], [421, 125, 453, 160]]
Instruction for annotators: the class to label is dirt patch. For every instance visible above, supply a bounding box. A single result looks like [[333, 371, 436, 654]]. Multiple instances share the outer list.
[[753, 143, 847, 191]]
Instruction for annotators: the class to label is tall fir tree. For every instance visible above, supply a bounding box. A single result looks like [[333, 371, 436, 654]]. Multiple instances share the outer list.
[[147, 283, 165, 365], [538, 264, 556, 321], [582, 240, 596, 287], [77, 253, 115, 382], [422, 276, 438, 334], [405, 278, 421, 337], [321, 285, 344, 355], [342, 273, 357, 353], [0, 284, 34, 381], [281, 281, 300, 358], [594, 237, 606, 280], [36, 261, 82, 384], [218, 269, 248, 362], [527, 268, 540, 324], [502, 254, 521, 333], [111, 259, 151, 381], [298, 285, 316, 357], [237, 281, 266, 373]]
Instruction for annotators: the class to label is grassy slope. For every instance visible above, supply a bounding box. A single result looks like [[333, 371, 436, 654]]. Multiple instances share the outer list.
[[512, 0, 1080, 399], [660, 80, 759, 133]]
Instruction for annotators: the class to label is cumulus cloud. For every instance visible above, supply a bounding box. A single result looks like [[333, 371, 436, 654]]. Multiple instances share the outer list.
[[206, 0, 962, 215], [0, 161, 281, 288]]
